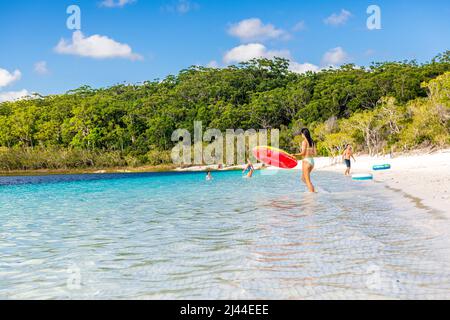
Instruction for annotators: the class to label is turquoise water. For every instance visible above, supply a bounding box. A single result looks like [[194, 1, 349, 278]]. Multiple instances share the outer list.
[[1, 170, 450, 299]]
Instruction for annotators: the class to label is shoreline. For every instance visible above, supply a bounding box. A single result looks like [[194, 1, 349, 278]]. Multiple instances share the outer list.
[[0, 164, 248, 177], [0, 162, 260, 177], [0, 165, 177, 177], [2, 149, 449, 216]]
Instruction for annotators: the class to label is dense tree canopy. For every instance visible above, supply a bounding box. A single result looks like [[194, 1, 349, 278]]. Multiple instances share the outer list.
[[1, 53, 450, 170]]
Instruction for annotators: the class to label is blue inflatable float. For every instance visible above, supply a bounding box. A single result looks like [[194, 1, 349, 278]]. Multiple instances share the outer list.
[[372, 164, 391, 171], [352, 174, 373, 181]]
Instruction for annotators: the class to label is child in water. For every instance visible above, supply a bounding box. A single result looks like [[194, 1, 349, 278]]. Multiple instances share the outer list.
[[206, 171, 213, 181], [243, 158, 255, 178]]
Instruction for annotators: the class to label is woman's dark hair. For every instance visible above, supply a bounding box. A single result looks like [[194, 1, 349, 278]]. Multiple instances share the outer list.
[[301, 128, 315, 147]]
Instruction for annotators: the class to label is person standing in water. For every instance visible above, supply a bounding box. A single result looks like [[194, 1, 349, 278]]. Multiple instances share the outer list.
[[342, 144, 356, 176], [243, 158, 255, 178], [206, 171, 213, 181], [295, 128, 317, 193]]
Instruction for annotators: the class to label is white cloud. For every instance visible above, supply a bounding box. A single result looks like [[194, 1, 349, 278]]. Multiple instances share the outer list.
[[164, 0, 199, 14], [34, 61, 49, 75], [223, 43, 291, 64], [176, 0, 198, 13], [207, 60, 220, 68], [289, 62, 319, 74], [55, 31, 142, 60], [322, 47, 349, 66], [100, 0, 136, 8], [292, 21, 306, 32], [324, 9, 352, 26], [228, 18, 288, 42], [365, 49, 376, 56], [222, 43, 318, 74], [0, 89, 30, 103], [0, 68, 22, 88]]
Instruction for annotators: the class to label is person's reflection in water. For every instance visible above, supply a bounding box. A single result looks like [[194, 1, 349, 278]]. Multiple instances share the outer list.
[[251, 192, 320, 296], [268, 192, 318, 217]]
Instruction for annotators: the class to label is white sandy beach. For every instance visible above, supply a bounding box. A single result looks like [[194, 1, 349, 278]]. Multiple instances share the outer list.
[[317, 149, 450, 214]]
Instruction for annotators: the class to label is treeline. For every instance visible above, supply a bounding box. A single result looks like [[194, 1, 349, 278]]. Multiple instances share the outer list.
[[314, 72, 450, 157], [1, 53, 450, 170]]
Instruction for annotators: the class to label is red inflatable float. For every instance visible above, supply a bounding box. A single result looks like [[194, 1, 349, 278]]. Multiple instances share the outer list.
[[252, 146, 298, 169]]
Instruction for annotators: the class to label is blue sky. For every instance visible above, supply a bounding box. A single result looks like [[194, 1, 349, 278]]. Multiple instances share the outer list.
[[1, 0, 449, 100]]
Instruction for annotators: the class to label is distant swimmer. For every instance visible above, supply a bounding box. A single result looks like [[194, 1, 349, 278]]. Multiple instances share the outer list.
[[343, 144, 356, 176], [243, 158, 255, 178], [294, 128, 317, 193], [206, 171, 213, 181]]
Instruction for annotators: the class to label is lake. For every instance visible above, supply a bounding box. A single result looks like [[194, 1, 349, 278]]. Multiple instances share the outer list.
[[1, 170, 449, 299]]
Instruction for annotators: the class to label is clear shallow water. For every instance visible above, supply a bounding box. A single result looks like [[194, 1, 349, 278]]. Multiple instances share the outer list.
[[1, 170, 450, 300]]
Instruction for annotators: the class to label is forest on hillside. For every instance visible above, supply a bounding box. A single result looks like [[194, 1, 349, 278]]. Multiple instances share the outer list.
[[1, 52, 450, 171]]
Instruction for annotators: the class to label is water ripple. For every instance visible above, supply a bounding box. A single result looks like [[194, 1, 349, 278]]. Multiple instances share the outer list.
[[1, 170, 450, 299]]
